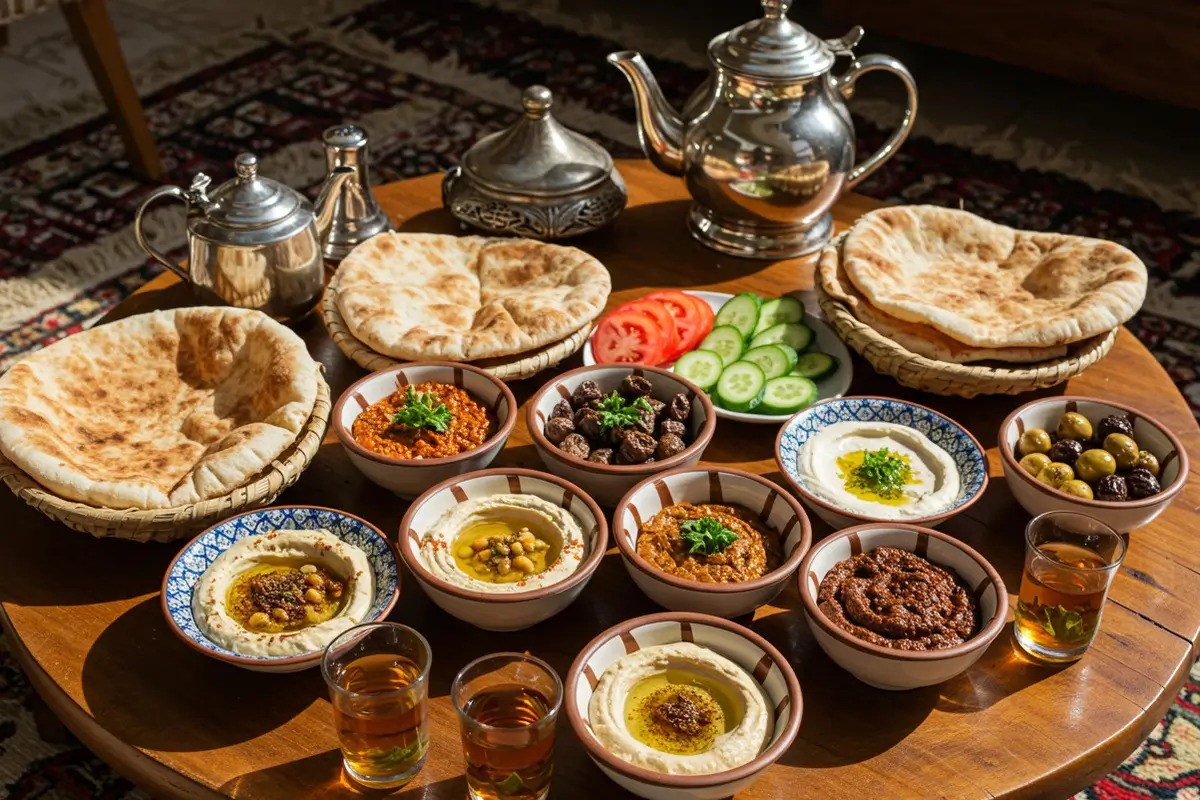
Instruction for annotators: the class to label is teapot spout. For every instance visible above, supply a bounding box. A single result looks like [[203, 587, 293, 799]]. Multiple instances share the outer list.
[[607, 51, 684, 176], [312, 166, 357, 244]]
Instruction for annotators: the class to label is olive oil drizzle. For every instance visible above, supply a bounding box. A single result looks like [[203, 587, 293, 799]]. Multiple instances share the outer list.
[[623, 670, 741, 756], [836, 448, 922, 507]]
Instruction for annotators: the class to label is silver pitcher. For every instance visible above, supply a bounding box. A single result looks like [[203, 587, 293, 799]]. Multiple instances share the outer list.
[[608, 0, 917, 258], [133, 152, 355, 323]]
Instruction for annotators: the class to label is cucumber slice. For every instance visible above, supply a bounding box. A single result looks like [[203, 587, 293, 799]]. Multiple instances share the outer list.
[[750, 322, 813, 352], [714, 293, 762, 340], [673, 349, 724, 391], [697, 325, 746, 366], [792, 352, 838, 380], [715, 362, 766, 412], [738, 344, 797, 380], [752, 296, 805, 336], [759, 376, 818, 415]]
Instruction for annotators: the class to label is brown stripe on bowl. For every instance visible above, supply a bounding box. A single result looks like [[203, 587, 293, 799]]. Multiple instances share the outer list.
[[452, 367, 465, 389], [653, 479, 674, 507], [752, 652, 774, 684], [973, 573, 994, 601], [352, 392, 369, 411], [708, 471, 724, 504], [583, 664, 599, 690], [490, 393, 507, 416], [555, 384, 571, 400], [760, 490, 778, 521], [915, 531, 930, 557], [561, 487, 575, 513], [629, 504, 642, 531], [619, 631, 641, 654], [848, 531, 863, 556], [506, 475, 523, 494], [774, 694, 791, 718], [680, 621, 694, 642], [395, 371, 410, 388], [450, 485, 469, 503]]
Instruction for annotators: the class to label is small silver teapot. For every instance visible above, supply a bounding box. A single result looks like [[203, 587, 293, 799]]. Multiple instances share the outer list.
[[609, 0, 917, 258], [133, 152, 355, 323]]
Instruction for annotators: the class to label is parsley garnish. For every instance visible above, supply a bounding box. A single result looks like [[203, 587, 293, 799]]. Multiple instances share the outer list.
[[846, 448, 912, 500], [391, 386, 452, 433], [679, 517, 738, 556], [595, 391, 653, 432]]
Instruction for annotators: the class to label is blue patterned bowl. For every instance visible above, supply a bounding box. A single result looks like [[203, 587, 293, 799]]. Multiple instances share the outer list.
[[161, 505, 400, 673], [773, 396, 988, 529]]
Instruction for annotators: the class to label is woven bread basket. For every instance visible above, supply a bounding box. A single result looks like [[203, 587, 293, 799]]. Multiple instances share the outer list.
[[0, 376, 331, 543], [322, 278, 591, 381]]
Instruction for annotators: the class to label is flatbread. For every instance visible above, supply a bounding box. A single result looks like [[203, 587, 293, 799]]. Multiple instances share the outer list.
[[840, 206, 1147, 348], [0, 308, 319, 510], [818, 243, 1068, 364], [334, 232, 611, 362]]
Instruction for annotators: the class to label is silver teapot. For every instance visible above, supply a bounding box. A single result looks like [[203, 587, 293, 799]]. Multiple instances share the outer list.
[[608, 0, 917, 258], [133, 152, 355, 323]]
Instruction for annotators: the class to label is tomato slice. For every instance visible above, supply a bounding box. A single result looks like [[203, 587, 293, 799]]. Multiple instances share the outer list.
[[642, 291, 714, 357], [593, 311, 665, 365], [612, 300, 680, 364]]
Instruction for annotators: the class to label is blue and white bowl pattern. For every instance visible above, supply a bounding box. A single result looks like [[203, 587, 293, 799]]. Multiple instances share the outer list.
[[164, 506, 398, 670], [777, 397, 987, 527]]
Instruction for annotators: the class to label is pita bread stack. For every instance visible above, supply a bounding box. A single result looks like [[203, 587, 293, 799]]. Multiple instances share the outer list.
[[818, 206, 1147, 366], [0, 307, 322, 511], [328, 232, 611, 371]]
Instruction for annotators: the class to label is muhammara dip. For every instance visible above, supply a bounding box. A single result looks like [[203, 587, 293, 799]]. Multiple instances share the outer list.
[[192, 529, 373, 657], [588, 642, 772, 775]]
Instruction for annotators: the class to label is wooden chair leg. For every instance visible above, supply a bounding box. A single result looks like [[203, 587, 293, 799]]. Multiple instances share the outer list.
[[61, 0, 163, 180]]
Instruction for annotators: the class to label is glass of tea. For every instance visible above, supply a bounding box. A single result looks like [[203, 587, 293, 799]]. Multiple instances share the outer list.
[[321, 623, 432, 788], [1014, 511, 1127, 664], [451, 652, 563, 800]]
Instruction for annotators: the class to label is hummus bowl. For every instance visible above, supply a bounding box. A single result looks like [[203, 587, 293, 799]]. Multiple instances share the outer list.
[[528, 365, 717, 507], [775, 396, 988, 529], [398, 469, 608, 631], [162, 506, 400, 673], [613, 467, 812, 618], [999, 396, 1188, 533], [566, 612, 802, 800], [798, 523, 1008, 690], [333, 362, 517, 499]]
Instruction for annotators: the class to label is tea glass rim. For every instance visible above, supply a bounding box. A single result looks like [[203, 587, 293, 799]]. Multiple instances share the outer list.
[[451, 651, 564, 731], [321, 622, 433, 700], [1024, 510, 1128, 572]]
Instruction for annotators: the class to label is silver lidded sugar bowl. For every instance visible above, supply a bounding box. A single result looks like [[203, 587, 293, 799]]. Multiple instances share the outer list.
[[442, 85, 626, 239], [609, 0, 918, 258]]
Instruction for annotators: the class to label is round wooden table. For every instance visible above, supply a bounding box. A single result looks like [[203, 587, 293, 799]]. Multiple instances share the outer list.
[[2, 161, 1197, 800]]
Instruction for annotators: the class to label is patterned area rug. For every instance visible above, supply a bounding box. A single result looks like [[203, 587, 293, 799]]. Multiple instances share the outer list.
[[0, 1, 1198, 798]]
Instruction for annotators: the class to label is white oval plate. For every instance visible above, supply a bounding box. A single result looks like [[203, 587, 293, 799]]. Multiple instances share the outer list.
[[582, 290, 853, 424]]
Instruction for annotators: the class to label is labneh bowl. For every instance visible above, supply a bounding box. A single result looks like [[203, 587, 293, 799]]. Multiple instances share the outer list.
[[775, 396, 988, 529], [565, 612, 802, 800], [527, 365, 717, 507], [162, 506, 400, 674], [999, 396, 1188, 533], [333, 361, 517, 499], [612, 466, 812, 618], [798, 523, 1007, 690], [397, 469, 608, 631]]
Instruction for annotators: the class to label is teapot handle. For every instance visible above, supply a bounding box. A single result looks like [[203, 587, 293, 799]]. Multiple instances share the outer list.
[[133, 186, 192, 281], [832, 54, 919, 189]]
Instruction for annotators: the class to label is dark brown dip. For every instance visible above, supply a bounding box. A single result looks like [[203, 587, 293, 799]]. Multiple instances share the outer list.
[[636, 502, 782, 584], [817, 547, 979, 651]]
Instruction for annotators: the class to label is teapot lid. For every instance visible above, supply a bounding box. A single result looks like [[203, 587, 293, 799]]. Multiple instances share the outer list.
[[203, 153, 302, 229], [712, 0, 835, 79], [462, 85, 613, 197]]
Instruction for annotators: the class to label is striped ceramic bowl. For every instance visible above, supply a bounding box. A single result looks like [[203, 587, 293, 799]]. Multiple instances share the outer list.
[[397, 469, 608, 631], [527, 365, 716, 507], [565, 612, 802, 800], [333, 362, 517, 500], [999, 396, 1188, 533], [612, 466, 812, 618], [798, 523, 1008, 690]]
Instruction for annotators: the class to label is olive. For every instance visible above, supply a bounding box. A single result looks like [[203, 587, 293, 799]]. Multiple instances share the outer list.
[[1046, 438, 1084, 465], [1036, 462, 1075, 488], [1095, 474, 1129, 502], [1056, 412, 1094, 442], [1019, 453, 1052, 476], [1126, 468, 1161, 499], [1058, 479, 1094, 500], [1134, 450, 1160, 476], [1018, 428, 1053, 456], [1097, 414, 1135, 441], [1075, 449, 1117, 483], [1103, 433, 1140, 470]]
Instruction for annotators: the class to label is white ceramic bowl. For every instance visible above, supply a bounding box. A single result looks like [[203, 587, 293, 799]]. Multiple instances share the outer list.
[[612, 466, 812, 618], [999, 395, 1188, 533], [798, 523, 1008, 690], [397, 468, 608, 631], [333, 362, 517, 499], [527, 364, 717, 507], [775, 396, 989, 529], [565, 612, 802, 800]]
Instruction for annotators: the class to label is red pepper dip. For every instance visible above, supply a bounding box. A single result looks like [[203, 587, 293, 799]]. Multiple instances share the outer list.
[[817, 546, 979, 651], [351, 381, 494, 459], [636, 502, 782, 584]]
